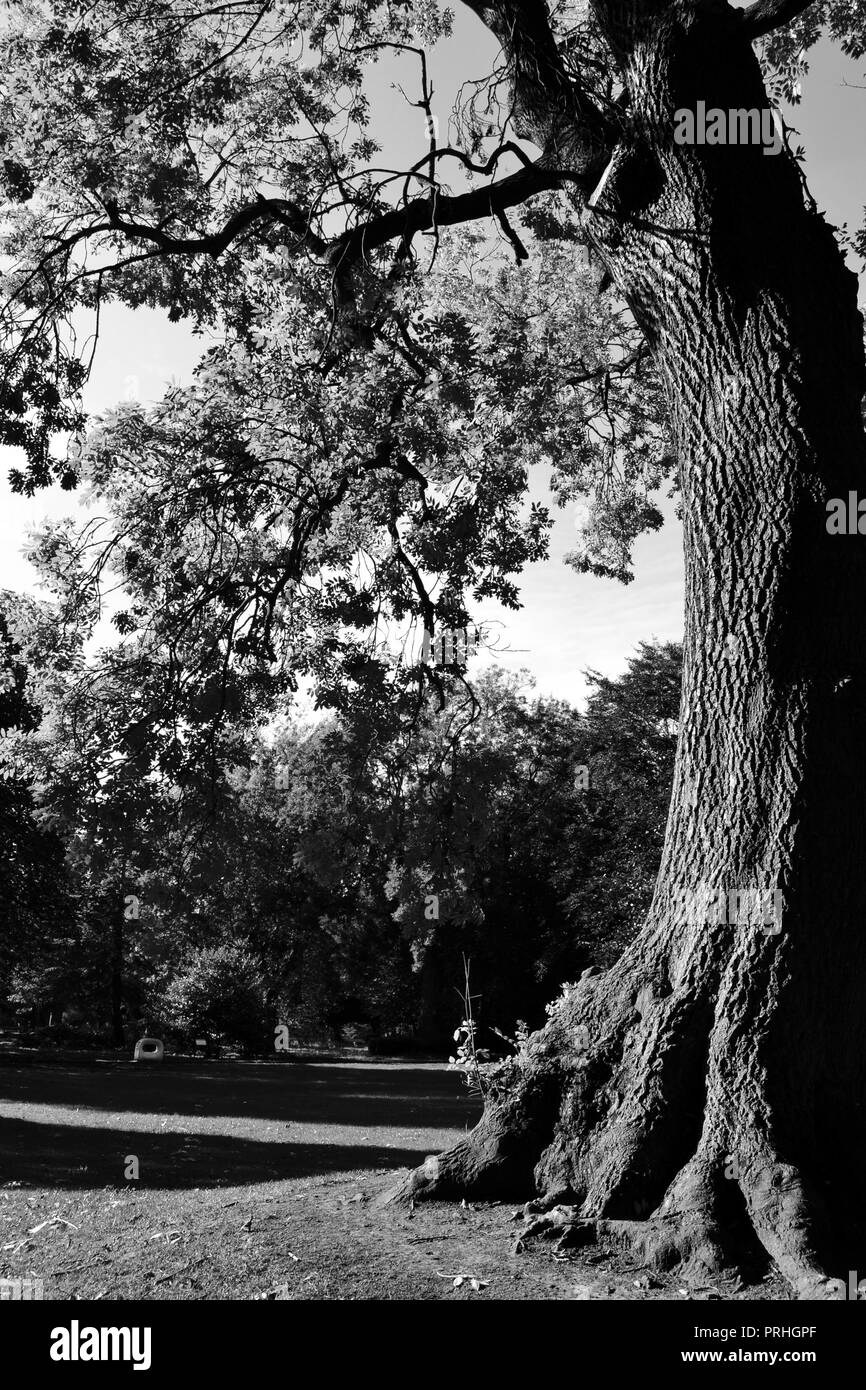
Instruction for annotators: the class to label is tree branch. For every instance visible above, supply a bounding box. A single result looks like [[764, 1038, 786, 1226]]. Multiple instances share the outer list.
[[87, 157, 565, 300], [330, 157, 566, 287], [100, 195, 327, 259], [459, 0, 613, 167], [739, 0, 817, 41], [30, 4, 616, 333]]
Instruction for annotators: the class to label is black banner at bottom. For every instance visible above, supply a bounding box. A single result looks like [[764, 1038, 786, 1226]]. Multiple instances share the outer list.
[[4, 1296, 860, 1377]]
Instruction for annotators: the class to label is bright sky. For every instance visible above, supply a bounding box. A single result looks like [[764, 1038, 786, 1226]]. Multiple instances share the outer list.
[[1, 8, 864, 706]]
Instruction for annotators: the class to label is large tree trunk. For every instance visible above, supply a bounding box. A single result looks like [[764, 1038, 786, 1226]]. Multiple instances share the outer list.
[[390, 7, 866, 1298]]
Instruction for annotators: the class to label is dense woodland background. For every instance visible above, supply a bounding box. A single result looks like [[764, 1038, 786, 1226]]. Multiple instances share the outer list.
[[1, 582, 680, 1053], [0, 533, 681, 1050]]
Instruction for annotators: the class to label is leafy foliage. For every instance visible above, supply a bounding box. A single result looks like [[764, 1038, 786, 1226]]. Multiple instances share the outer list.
[[161, 943, 267, 1052], [1, 604, 681, 1047]]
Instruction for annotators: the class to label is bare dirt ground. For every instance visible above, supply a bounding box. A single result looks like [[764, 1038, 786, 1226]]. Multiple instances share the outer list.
[[0, 1052, 791, 1301]]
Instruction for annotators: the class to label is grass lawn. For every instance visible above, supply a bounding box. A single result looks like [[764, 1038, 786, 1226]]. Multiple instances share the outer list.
[[0, 1052, 791, 1300]]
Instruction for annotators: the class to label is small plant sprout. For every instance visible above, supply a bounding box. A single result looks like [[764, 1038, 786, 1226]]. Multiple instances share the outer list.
[[448, 956, 486, 1098]]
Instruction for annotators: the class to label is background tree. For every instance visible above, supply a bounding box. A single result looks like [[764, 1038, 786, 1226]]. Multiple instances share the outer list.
[[0, 600, 73, 1026], [563, 639, 682, 965], [161, 944, 268, 1054], [0, 481, 290, 1042]]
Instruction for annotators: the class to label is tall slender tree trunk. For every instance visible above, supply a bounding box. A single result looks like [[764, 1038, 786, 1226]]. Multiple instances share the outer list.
[[391, 7, 866, 1298], [111, 868, 126, 1048]]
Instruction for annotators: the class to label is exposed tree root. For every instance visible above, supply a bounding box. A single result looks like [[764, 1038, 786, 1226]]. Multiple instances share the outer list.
[[387, 1069, 563, 1203], [384, 950, 866, 1299]]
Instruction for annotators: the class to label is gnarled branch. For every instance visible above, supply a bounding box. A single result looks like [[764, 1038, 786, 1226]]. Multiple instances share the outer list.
[[739, 0, 817, 41], [461, 0, 614, 166]]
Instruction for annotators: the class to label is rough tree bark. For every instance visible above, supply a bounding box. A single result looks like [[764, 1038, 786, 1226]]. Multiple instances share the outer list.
[[388, 0, 866, 1299]]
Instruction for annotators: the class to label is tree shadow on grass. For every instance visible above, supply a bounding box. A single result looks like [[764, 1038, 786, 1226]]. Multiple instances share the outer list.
[[0, 1115, 447, 1189], [0, 1058, 478, 1129]]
